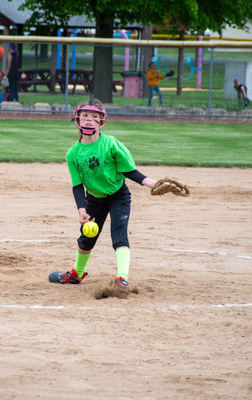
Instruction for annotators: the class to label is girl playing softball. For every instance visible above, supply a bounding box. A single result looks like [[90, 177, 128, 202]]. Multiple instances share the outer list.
[[49, 97, 156, 290]]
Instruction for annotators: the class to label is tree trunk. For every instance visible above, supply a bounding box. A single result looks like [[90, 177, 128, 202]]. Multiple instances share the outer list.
[[61, 28, 68, 69], [40, 44, 48, 61], [177, 33, 185, 96], [36, 27, 49, 62], [142, 24, 153, 98], [93, 13, 114, 103]]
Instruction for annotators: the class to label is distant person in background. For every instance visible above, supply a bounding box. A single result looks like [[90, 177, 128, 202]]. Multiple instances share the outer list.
[[5, 43, 19, 102], [146, 62, 174, 107], [0, 70, 9, 101], [233, 77, 250, 107]]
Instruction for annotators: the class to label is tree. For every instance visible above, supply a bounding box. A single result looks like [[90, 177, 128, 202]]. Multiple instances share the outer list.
[[158, 0, 251, 95], [195, 0, 251, 34], [158, 0, 199, 95], [14, 0, 171, 102], [17, 0, 82, 32], [16, 0, 84, 90]]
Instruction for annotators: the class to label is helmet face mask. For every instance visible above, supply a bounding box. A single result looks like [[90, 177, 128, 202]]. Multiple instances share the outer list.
[[75, 105, 106, 135]]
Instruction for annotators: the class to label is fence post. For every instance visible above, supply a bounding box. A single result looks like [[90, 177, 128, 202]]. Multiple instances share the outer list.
[[65, 43, 69, 112], [207, 47, 214, 117]]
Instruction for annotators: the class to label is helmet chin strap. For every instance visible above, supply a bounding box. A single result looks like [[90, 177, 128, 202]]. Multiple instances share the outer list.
[[80, 127, 97, 135]]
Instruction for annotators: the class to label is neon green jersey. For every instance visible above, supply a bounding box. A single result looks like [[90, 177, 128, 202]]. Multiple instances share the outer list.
[[66, 134, 136, 197]]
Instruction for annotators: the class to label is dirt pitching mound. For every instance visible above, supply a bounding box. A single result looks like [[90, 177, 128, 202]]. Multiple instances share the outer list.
[[94, 283, 139, 300]]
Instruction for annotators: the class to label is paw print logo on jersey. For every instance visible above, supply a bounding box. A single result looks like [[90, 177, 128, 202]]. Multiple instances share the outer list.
[[89, 157, 100, 170]]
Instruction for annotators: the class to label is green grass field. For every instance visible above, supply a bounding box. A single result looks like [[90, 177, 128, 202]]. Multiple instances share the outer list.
[[0, 119, 251, 167]]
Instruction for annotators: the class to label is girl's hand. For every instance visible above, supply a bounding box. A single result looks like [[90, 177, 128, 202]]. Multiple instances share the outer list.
[[141, 177, 157, 188], [78, 208, 91, 225]]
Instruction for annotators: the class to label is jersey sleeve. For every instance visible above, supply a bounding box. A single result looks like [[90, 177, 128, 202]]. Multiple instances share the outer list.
[[66, 148, 82, 187], [112, 138, 136, 173]]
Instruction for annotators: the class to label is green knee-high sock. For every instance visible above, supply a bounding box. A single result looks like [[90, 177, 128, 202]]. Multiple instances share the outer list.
[[74, 251, 91, 278], [116, 247, 130, 280]]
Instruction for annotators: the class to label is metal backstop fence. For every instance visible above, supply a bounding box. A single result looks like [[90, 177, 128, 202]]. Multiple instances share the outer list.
[[0, 35, 252, 118]]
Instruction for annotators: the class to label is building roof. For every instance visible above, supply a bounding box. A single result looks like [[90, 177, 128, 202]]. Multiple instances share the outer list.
[[0, 0, 142, 29], [68, 15, 142, 30], [0, 0, 31, 26]]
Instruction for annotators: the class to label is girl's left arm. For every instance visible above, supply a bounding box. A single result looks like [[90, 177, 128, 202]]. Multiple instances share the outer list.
[[123, 170, 156, 188], [141, 177, 156, 188]]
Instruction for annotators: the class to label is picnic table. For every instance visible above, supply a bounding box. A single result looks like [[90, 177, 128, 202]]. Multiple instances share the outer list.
[[18, 68, 124, 94], [18, 69, 52, 92], [55, 69, 93, 94]]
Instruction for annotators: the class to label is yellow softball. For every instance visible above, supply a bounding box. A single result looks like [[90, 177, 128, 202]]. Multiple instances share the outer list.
[[82, 221, 99, 238]]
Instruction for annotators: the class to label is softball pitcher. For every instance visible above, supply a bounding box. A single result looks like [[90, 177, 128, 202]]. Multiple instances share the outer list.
[[48, 97, 157, 291]]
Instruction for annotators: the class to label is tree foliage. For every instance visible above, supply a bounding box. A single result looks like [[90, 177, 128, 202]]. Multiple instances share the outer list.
[[159, 0, 251, 34], [16, 0, 171, 31], [196, 0, 251, 34], [17, 0, 82, 32]]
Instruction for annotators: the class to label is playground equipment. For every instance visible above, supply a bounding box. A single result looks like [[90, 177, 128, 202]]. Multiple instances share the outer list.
[[153, 35, 203, 88], [197, 36, 203, 89], [154, 53, 203, 84], [152, 55, 171, 78], [56, 29, 131, 72], [115, 30, 142, 97], [113, 31, 131, 39], [183, 56, 202, 81], [184, 36, 203, 88], [116, 30, 130, 72], [57, 29, 62, 69], [57, 29, 77, 70]]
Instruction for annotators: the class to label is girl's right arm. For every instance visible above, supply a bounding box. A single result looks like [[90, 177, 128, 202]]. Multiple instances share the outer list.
[[66, 153, 91, 224], [78, 208, 91, 225], [73, 184, 90, 224]]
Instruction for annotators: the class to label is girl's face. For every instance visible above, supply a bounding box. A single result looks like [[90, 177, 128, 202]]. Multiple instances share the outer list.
[[79, 110, 101, 131]]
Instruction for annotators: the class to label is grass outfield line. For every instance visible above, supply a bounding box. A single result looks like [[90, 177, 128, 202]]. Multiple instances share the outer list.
[[0, 119, 251, 167]]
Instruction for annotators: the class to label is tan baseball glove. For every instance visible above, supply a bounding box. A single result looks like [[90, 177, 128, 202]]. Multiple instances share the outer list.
[[151, 178, 190, 197]]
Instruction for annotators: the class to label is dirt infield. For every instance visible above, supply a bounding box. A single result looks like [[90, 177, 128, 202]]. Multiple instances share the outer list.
[[0, 163, 252, 400]]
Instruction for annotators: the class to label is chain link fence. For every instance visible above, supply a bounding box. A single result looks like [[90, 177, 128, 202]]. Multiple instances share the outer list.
[[0, 37, 252, 118]]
